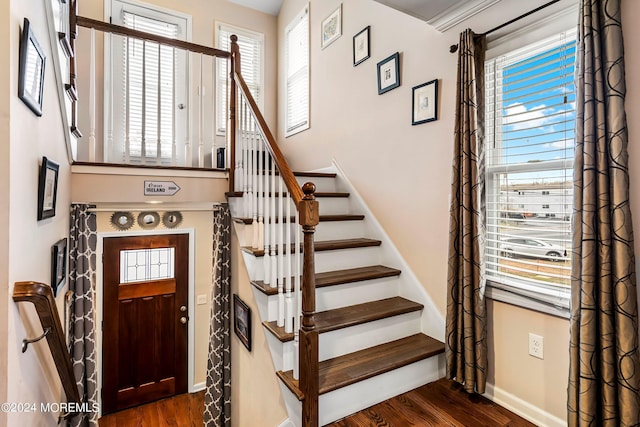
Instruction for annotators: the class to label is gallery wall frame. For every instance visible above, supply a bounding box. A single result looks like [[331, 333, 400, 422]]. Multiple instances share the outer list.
[[353, 26, 370, 66], [51, 237, 67, 297], [377, 52, 400, 95], [37, 157, 60, 220], [412, 79, 439, 125], [321, 4, 342, 49], [18, 18, 46, 117], [234, 294, 252, 351]]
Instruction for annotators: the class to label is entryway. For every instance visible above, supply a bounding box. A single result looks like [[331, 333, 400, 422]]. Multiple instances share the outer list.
[[101, 234, 189, 414]]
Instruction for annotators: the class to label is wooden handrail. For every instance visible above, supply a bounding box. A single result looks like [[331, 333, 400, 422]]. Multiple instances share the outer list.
[[232, 71, 305, 205], [13, 282, 81, 405], [76, 16, 231, 59]]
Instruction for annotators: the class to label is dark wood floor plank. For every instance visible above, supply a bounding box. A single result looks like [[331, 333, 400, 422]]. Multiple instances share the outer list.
[[264, 297, 423, 342], [99, 392, 204, 427], [325, 379, 535, 427]]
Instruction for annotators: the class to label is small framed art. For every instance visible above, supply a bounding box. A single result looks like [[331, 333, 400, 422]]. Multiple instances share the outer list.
[[234, 294, 252, 351], [321, 4, 342, 49], [353, 26, 370, 66], [377, 52, 400, 95], [18, 18, 46, 117], [51, 238, 67, 296], [412, 79, 438, 125], [37, 157, 60, 220]]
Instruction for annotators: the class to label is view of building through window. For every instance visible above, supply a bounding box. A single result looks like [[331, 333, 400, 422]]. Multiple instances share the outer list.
[[486, 31, 576, 296]]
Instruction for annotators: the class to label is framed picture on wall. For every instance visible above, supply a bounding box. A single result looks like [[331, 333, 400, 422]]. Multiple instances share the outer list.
[[353, 26, 370, 66], [18, 18, 46, 117], [377, 52, 400, 95], [321, 4, 342, 49], [37, 157, 60, 220], [51, 238, 67, 296], [233, 294, 252, 351], [412, 79, 438, 125]]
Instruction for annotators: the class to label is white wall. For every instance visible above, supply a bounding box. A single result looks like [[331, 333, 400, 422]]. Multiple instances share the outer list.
[[276, 0, 575, 423], [6, 0, 74, 424]]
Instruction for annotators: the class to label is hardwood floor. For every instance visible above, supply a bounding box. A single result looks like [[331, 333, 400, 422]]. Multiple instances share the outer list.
[[98, 379, 535, 427], [326, 379, 536, 427], [98, 391, 204, 427]]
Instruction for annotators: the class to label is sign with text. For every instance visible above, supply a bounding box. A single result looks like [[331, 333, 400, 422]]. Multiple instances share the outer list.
[[144, 181, 181, 196]]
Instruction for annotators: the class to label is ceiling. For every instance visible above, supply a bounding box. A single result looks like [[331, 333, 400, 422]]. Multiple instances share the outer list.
[[226, 0, 283, 16]]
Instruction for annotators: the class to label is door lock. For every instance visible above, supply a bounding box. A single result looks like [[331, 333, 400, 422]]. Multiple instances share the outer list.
[[180, 305, 187, 312], [180, 317, 188, 324]]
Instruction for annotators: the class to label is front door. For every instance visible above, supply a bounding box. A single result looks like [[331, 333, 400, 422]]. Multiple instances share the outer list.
[[102, 234, 189, 414]]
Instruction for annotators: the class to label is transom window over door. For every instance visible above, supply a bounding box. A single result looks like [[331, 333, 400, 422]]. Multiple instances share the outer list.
[[108, 0, 190, 165], [485, 29, 576, 311]]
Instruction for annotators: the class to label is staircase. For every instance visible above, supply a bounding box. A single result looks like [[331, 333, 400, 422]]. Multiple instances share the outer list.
[[227, 167, 446, 426]]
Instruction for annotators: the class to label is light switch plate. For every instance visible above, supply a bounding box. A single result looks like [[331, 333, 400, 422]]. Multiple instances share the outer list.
[[197, 294, 207, 305]]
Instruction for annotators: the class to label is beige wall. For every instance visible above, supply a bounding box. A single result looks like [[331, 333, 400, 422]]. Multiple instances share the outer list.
[[275, 0, 577, 423], [6, 0, 74, 424], [76, 0, 278, 164], [230, 227, 288, 427]]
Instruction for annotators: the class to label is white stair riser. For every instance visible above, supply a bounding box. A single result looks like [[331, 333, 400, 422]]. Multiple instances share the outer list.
[[318, 355, 444, 426], [234, 196, 352, 217], [316, 276, 400, 311], [294, 176, 337, 193], [279, 383, 302, 427]]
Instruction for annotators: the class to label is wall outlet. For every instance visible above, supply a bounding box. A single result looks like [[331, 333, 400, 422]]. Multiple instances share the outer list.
[[529, 333, 544, 359], [197, 294, 208, 305]]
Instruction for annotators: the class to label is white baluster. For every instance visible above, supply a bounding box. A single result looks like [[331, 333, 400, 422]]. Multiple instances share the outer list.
[[172, 48, 177, 166], [198, 55, 205, 168], [185, 52, 192, 167], [285, 192, 293, 334], [293, 210, 301, 380], [89, 28, 96, 162], [107, 33, 114, 163], [277, 176, 285, 327], [141, 41, 147, 161], [263, 146, 271, 285], [270, 165, 278, 288], [234, 87, 242, 192], [251, 117, 259, 250], [242, 101, 249, 218], [257, 136, 264, 252], [124, 36, 131, 163], [156, 43, 162, 164]]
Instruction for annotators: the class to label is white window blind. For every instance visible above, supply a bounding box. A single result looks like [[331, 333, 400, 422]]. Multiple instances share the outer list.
[[485, 29, 576, 308], [216, 24, 264, 134], [122, 12, 177, 160], [285, 6, 309, 136]]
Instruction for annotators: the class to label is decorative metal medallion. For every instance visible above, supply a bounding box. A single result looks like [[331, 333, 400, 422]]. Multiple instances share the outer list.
[[162, 211, 183, 229], [137, 211, 160, 229], [110, 212, 134, 231]]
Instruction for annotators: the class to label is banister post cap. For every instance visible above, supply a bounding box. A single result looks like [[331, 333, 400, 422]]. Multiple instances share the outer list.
[[302, 182, 316, 198], [230, 34, 238, 43]]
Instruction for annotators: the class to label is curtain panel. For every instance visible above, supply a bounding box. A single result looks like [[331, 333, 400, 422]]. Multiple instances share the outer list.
[[204, 204, 232, 426], [68, 204, 98, 427], [568, 0, 640, 425], [445, 29, 488, 395]]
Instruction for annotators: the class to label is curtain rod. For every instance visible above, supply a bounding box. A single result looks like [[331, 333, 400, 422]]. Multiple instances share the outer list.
[[449, 0, 561, 53]]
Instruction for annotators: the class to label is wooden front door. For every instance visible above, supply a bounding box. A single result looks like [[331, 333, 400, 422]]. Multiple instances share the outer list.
[[102, 234, 189, 414]]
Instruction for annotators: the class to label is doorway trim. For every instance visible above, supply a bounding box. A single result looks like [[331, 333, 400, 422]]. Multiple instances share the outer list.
[[96, 228, 196, 416]]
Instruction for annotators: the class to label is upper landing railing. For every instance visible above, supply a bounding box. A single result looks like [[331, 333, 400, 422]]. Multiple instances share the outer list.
[[72, 6, 321, 425]]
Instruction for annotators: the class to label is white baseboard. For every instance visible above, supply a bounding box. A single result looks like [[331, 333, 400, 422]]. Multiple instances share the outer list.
[[192, 382, 206, 393], [484, 382, 566, 427], [277, 418, 295, 427]]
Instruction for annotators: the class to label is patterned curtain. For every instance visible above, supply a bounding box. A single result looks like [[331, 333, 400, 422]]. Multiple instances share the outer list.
[[68, 204, 98, 427], [568, 0, 640, 425], [445, 29, 488, 395], [204, 204, 232, 426]]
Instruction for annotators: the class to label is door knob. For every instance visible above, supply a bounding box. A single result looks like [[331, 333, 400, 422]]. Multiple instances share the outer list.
[[180, 305, 187, 312], [180, 317, 187, 324]]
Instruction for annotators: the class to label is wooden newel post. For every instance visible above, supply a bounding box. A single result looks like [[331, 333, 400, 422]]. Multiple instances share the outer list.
[[227, 35, 240, 193], [298, 182, 320, 427]]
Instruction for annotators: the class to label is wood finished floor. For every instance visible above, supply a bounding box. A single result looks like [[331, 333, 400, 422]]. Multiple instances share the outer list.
[[98, 391, 204, 427], [326, 379, 536, 427], [97, 379, 535, 426]]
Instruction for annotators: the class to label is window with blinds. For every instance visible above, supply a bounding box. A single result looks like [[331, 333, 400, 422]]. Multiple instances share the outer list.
[[216, 24, 264, 134], [484, 29, 576, 307], [108, 0, 189, 164], [285, 6, 309, 136]]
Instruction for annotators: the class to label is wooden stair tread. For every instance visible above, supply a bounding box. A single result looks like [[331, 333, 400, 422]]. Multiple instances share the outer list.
[[233, 214, 364, 225], [242, 238, 381, 257], [277, 334, 445, 399], [263, 297, 422, 342], [293, 171, 336, 178], [226, 191, 348, 198], [251, 265, 401, 296]]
